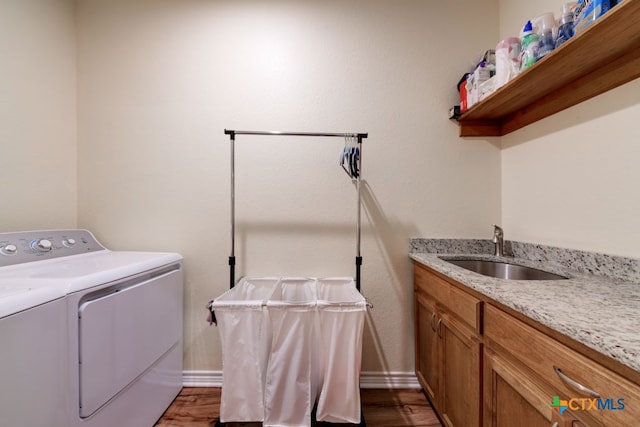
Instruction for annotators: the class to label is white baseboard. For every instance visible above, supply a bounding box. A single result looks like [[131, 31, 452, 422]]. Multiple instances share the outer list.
[[182, 370, 421, 389], [182, 370, 223, 387], [358, 371, 421, 389]]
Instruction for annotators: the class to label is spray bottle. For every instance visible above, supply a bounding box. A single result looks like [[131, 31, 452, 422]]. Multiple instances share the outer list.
[[556, 2, 576, 48]]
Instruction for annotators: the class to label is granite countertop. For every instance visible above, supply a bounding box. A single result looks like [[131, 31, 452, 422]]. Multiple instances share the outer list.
[[409, 239, 640, 374]]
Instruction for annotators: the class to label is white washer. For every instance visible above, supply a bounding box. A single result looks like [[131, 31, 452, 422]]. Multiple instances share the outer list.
[[0, 284, 67, 427], [0, 230, 183, 427]]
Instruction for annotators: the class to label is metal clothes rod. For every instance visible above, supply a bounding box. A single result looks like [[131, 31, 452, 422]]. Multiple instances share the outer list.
[[225, 128, 366, 291], [225, 129, 368, 139]]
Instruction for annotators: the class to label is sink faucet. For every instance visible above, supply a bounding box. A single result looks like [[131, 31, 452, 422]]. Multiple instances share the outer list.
[[492, 224, 504, 257]]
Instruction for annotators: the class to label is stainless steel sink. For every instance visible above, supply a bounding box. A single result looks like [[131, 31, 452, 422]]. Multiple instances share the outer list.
[[440, 258, 568, 280]]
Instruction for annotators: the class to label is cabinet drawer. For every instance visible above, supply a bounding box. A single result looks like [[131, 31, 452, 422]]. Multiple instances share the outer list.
[[485, 304, 640, 427], [484, 346, 584, 427], [414, 263, 481, 333]]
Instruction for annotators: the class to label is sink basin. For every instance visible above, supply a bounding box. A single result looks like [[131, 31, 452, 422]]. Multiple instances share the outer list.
[[440, 258, 568, 281]]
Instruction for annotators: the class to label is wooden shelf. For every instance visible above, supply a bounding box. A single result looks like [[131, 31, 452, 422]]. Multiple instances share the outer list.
[[457, 0, 640, 137]]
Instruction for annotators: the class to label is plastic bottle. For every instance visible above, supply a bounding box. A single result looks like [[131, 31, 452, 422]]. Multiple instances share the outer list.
[[535, 13, 556, 59], [495, 37, 521, 88], [519, 21, 540, 71], [555, 3, 575, 48]]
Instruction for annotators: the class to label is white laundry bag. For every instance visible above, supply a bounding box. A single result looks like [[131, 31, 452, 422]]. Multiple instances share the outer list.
[[212, 276, 367, 426], [264, 278, 319, 427], [315, 277, 366, 423], [211, 277, 279, 423]]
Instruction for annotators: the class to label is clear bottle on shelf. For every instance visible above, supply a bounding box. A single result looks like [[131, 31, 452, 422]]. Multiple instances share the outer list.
[[555, 3, 576, 48]]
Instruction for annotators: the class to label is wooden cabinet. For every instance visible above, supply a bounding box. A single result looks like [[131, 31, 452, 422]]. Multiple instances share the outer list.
[[456, 0, 640, 137], [414, 263, 482, 427], [413, 260, 640, 427]]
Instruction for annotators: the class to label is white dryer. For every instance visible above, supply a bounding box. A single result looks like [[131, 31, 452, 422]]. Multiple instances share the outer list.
[[0, 230, 183, 427]]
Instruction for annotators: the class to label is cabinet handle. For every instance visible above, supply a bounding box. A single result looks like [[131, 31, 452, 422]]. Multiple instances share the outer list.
[[436, 318, 443, 338], [430, 313, 436, 331], [553, 366, 601, 398]]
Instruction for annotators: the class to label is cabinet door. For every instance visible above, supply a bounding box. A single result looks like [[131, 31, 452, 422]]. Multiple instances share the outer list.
[[439, 313, 481, 427], [415, 292, 440, 406], [484, 347, 577, 427]]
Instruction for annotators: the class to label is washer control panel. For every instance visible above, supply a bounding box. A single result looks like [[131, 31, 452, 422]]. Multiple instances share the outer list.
[[0, 230, 105, 267]]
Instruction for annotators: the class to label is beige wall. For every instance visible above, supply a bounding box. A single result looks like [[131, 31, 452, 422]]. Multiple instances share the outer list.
[[76, 0, 501, 373], [499, 0, 640, 258], [12, 0, 634, 377], [0, 0, 77, 230]]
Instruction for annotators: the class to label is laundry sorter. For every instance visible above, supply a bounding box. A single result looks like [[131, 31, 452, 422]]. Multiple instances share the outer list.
[[209, 130, 370, 427]]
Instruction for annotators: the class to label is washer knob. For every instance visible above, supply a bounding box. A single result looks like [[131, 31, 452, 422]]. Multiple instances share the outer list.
[[32, 239, 53, 252], [1, 244, 18, 255], [63, 238, 76, 247]]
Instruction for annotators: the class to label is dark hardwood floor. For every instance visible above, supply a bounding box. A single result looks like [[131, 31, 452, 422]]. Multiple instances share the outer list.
[[155, 387, 442, 427]]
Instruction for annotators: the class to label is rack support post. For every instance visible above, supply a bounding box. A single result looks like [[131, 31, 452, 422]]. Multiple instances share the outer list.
[[229, 130, 236, 289], [228, 256, 236, 289], [356, 256, 363, 291]]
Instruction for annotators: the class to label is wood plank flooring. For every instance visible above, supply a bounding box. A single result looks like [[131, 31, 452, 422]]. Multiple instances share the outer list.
[[155, 388, 442, 427]]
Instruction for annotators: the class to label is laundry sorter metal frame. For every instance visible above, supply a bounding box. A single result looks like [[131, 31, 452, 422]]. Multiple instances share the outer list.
[[224, 129, 367, 292], [215, 128, 369, 427]]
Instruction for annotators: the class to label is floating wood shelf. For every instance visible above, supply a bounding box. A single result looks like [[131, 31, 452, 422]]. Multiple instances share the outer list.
[[457, 0, 640, 137]]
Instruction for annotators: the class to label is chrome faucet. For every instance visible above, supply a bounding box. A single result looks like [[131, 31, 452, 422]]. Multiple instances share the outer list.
[[492, 224, 504, 257]]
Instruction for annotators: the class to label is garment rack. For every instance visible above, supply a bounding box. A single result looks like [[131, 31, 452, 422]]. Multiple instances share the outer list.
[[224, 129, 367, 292]]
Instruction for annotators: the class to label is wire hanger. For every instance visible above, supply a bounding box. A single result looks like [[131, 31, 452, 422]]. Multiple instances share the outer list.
[[340, 134, 360, 179]]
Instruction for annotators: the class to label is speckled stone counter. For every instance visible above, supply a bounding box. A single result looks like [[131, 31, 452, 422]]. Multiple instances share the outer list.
[[410, 239, 640, 374]]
